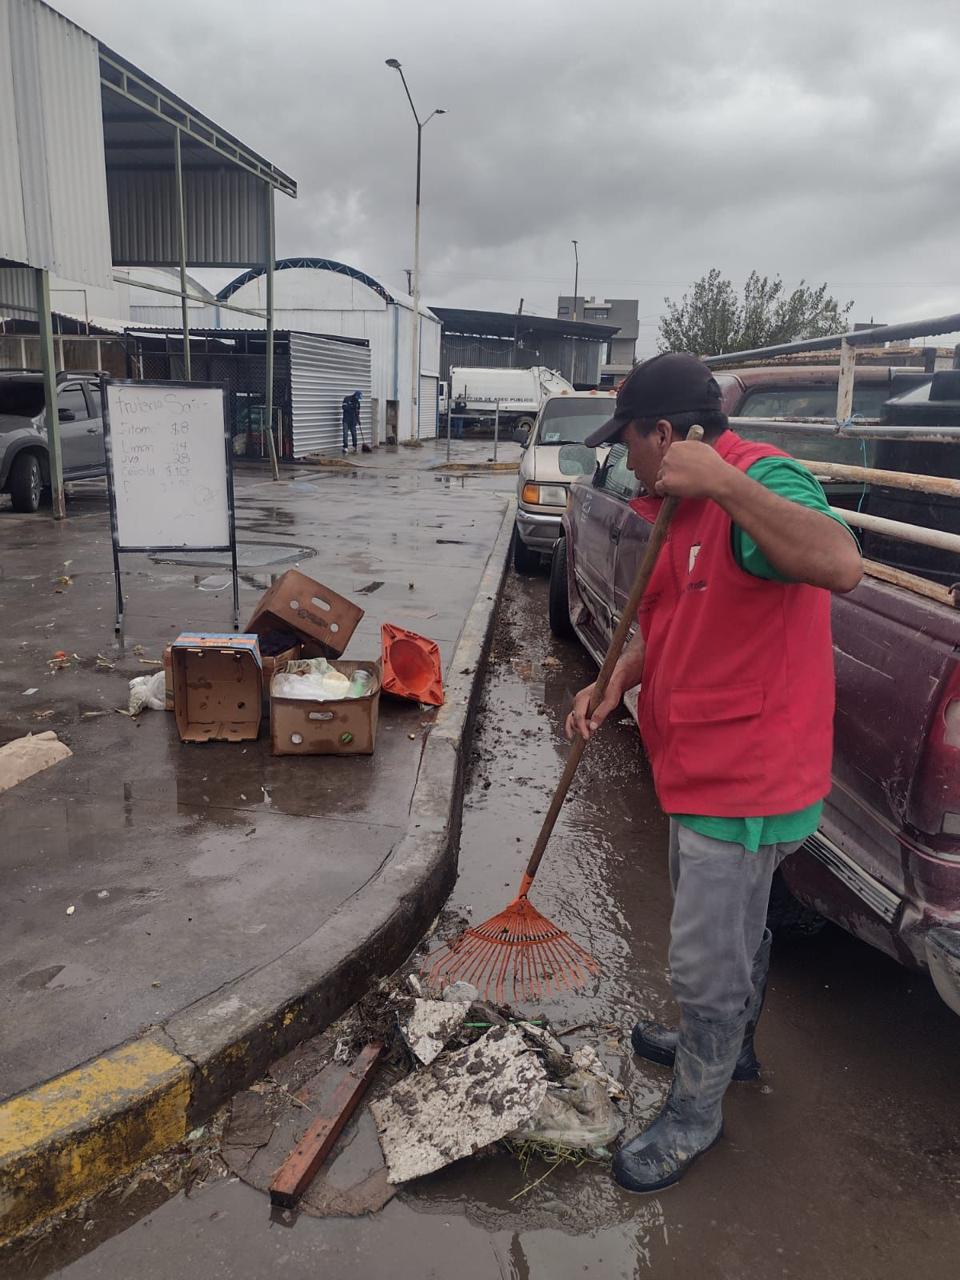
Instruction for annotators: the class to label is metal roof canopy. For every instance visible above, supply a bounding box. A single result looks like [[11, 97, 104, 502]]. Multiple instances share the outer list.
[[99, 47, 295, 269], [0, 0, 298, 516], [218, 258, 393, 305], [432, 306, 620, 341]]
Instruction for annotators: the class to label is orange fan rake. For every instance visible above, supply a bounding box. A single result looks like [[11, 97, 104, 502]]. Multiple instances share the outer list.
[[424, 428, 699, 1003]]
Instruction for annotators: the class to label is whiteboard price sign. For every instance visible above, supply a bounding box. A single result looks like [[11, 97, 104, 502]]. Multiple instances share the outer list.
[[102, 379, 239, 633]]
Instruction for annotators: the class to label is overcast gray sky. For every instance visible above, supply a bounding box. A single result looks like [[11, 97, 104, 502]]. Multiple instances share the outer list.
[[58, 0, 960, 354]]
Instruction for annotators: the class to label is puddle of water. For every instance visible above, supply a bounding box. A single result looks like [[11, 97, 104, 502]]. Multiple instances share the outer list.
[[150, 541, 315, 569]]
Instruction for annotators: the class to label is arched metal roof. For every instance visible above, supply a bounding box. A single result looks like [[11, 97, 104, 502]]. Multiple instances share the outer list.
[[217, 257, 395, 304]]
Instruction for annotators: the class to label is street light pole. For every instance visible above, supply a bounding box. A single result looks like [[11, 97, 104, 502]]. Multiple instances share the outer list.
[[571, 240, 579, 384], [386, 59, 445, 441]]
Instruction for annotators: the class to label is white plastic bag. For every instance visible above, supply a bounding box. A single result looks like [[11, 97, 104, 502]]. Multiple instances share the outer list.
[[128, 670, 166, 715]]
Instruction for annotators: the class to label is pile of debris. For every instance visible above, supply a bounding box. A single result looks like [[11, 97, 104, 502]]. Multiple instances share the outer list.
[[372, 979, 627, 1185]]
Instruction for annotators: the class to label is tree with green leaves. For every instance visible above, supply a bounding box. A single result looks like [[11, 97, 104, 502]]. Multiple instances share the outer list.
[[658, 269, 852, 356]]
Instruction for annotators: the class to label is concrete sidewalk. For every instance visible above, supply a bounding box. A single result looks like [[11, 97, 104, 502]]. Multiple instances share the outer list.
[[0, 439, 519, 1239]]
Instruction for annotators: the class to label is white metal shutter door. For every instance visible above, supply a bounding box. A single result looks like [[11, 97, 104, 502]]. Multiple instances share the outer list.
[[418, 374, 438, 438], [289, 332, 372, 456]]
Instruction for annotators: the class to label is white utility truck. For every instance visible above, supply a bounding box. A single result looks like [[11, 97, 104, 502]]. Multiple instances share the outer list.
[[447, 366, 573, 435]]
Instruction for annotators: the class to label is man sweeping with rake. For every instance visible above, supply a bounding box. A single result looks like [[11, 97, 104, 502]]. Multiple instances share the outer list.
[[566, 352, 863, 1193]]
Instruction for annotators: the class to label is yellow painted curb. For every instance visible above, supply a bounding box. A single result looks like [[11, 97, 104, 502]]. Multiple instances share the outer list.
[[0, 1035, 192, 1243]]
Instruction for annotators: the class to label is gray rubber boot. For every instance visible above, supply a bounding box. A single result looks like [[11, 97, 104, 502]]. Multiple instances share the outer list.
[[613, 1006, 748, 1193], [631, 928, 773, 1081]]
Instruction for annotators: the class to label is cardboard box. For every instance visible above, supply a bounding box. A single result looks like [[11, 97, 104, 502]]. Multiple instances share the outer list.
[[171, 633, 263, 743], [247, 570, 364, 658], [257, 632, 301, 681], [270, 659, 381, 756], [163, 645, 174, 712]]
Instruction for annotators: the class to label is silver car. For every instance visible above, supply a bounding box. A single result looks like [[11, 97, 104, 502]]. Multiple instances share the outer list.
[[512, 390, 615, 572], [0, 371, 106, 512]]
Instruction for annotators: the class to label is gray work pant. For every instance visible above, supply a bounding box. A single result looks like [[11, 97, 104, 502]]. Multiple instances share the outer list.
[[667, 819, 802, 1022]]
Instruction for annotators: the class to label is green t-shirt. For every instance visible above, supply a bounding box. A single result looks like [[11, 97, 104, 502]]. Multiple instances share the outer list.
[[671, 456, 855, 853]]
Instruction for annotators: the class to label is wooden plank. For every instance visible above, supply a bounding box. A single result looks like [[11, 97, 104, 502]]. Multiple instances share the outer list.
[[862, 558, 957, 608], [835, 507, 960, 554], [269, 1042, 383, 1209], [799, 459, 960, 499]]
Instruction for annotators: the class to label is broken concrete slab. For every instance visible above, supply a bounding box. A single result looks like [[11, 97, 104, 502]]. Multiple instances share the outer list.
[[370, 1024, 548, 1184], [400, 999, 471, 1065]]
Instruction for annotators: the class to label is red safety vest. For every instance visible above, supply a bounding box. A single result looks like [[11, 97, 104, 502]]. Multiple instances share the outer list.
[[629, 430, 834, 817]]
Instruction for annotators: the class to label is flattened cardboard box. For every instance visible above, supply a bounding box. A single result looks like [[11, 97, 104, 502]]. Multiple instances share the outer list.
[[247, 570, 363, 658], [270, 659, 381, 756], [171, 633, 262, 743]]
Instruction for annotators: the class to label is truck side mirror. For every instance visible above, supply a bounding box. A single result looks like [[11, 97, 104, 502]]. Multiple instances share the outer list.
[[512, 426, 530, 446]]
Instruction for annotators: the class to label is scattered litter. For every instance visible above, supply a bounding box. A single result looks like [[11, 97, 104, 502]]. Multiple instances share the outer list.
[[371, 1025, 549, 1184], [408, 733, 417, 740], [0, 730, 72, 794], [81, 710, 108, 719], [22, 688, 38, 696], [333, 1038, 352, 1064], [442, 981, 480, 1004], [407, 973, 423, 996], [95, 654, 115, 671], [97, 890, 110, 899], [32, 709, 55, 721], [272, 657, 372, 702], [400, 999, 471, 1066], [66, 905, 75, 916], [128, 670, 166, 715], [48, 651, 78, 672], [510, 1068, 624, 1150], [187, 1126, 206, 1142], [570, 1045, 627, 1100]]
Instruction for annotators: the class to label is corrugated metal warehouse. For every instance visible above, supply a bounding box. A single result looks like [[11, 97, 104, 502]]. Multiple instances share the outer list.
[[211, 258, 441, 445], [129, 328, 372, 459]]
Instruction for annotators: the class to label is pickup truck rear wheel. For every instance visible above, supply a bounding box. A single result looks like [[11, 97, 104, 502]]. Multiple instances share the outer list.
[[8, 452, 43, 513], [766, 869, 826, 940], [512, 525, 541, 574], [548, 537, 574, 638]]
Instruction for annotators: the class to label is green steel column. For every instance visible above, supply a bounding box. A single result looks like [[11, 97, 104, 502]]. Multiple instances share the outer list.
[[36, 268, 65, 519], [174, 127, 191, 380], [265, 185, 278, 479]]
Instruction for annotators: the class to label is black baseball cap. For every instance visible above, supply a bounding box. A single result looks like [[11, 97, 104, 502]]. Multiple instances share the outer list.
[[584, 351, 722, 448]]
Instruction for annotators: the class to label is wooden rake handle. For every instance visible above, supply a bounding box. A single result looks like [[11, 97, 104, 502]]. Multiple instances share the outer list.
[[520, 424, 704, 891]]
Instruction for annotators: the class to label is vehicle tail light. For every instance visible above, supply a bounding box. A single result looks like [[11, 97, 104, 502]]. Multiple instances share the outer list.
[[913, 663, 960, 837]]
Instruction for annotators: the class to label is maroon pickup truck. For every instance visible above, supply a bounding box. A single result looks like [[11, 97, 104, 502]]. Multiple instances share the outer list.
[[549, 365, 960, 1017]]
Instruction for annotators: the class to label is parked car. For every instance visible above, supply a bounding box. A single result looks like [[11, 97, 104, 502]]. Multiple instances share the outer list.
[[0, 370, 106, 512], [550, 366, 960, 1017], [512, 390, 616, 573]]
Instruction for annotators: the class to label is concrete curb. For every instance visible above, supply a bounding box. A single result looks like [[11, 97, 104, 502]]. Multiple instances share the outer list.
[[0, 499, 516, 1243]]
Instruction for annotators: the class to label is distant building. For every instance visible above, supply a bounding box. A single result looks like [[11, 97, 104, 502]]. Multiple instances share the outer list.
[[557, 296, 639, 383], [432, 307, 619, 388]]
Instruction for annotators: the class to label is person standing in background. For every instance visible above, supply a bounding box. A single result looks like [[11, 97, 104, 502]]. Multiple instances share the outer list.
[[342, 390, 362, 454]]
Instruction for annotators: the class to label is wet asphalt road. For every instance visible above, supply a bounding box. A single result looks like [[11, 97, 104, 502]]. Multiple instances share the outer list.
[[17, 564, 960, 1279]]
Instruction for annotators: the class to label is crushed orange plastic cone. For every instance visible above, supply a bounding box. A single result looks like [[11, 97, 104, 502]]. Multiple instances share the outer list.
[[381, 624, 443, 706]]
